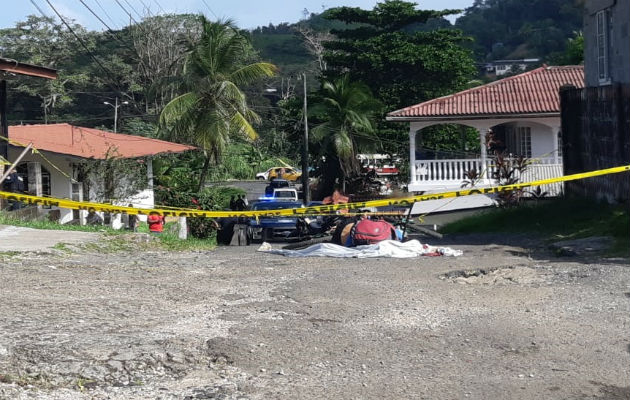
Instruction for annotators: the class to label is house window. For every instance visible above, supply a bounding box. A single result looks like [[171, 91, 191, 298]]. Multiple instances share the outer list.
[[504, 126, 531, 158], [557, 132, 563, 158], [596, 10, 610, 84], [516, 127, 532, 158]]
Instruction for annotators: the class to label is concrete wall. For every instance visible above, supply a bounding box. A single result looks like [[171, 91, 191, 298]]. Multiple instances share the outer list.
[[584, 0, 630, 86]]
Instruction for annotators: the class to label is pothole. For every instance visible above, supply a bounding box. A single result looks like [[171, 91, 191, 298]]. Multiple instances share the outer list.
[[441, 266, 545, 285]]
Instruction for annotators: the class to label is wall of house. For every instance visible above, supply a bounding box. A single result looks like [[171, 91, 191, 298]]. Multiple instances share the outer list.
[[7, 148, 77, 223], [528, 124, 558, 159], [584, 0, 630, 86], [560, 84, 630, 202], [7, 149, 155, 226]]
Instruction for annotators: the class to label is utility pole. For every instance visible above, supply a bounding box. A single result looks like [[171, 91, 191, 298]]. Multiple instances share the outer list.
[[301, 72, 310, 205], [0, 80, 8, 163]]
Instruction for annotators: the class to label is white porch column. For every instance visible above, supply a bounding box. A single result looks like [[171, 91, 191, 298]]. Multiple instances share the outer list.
[[147, 156, 154, 189], [409, 129, 417, 183], [479, 129, 487, 170], [552, 125, 561, 164], [27, 162, 43, 197]]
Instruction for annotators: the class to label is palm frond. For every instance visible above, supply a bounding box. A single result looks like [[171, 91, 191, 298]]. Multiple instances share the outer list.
[[230, 62, 277, 86], [230, 111, 259, 140]]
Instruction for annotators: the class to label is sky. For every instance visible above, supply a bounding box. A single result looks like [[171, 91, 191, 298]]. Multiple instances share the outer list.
[[2, 0, 474, 31]]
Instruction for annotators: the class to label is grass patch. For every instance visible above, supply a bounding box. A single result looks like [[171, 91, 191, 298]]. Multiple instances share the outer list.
[[155, 222, 216, 251], [0, 212, 123, 234], [0, 213, 216, 252], [442, 198, 629, 255]]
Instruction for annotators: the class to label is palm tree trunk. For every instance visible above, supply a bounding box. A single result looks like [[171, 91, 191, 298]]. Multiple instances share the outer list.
[[197, 154, 211, 192]]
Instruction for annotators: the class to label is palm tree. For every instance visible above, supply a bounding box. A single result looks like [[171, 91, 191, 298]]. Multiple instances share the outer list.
[[160, 17, 276, 191], [310, 74, 382, 192]]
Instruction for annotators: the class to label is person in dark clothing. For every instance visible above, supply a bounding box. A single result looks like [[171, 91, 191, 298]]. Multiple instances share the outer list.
[[229, 196, 237, 211], [3, 171, 25, 210], [234, 196, 246, 211]]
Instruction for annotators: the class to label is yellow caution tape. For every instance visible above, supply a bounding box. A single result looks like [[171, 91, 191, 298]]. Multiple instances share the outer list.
[[1, 164, 629, 218]]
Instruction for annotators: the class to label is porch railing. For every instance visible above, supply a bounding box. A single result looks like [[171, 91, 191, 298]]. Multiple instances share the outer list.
[[412, 158, 563, 196]]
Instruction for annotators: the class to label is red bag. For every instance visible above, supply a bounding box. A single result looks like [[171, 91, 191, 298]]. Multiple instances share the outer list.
[[351, 218, 396, 246]]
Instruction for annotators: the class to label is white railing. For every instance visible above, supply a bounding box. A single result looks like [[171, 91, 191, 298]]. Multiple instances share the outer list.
[[412, 158, 563, 196]]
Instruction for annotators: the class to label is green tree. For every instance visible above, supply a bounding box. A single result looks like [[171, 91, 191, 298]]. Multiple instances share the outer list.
[[310, 74, 382, 192], [322, 1, 476, 159], [159, 17, 276, 191], [0, 15, 92, 123], [324, 1, 475, 111], [455, 0, 583, 61]]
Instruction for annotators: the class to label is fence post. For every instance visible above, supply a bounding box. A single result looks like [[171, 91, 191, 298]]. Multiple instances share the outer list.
[[178, 216, 187, 240]]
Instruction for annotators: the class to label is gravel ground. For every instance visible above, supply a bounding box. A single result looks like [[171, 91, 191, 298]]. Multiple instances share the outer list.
[[0, 233, 629, 399]]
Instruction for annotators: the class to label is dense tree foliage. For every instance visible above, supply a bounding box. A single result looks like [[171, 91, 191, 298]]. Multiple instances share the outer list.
[[324, 0, 475, 110], [455, 0, 583, 61]]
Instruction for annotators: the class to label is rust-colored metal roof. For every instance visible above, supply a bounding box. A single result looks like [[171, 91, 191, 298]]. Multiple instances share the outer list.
[[0, 58, 57, 79], [387, 65, 584, 120], [8, 123, 195, 159]]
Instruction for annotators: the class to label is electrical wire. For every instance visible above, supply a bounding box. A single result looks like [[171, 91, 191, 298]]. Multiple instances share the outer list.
[[42, 0, 123, 97], [152, 0, 164, 13], [92, 0, 120, 29], [113, 0, 138, 25], [122, 0, 143, 19], [28, 0, 50, 19], [76, 0, 136, 52], [200, 0, 220, 20]]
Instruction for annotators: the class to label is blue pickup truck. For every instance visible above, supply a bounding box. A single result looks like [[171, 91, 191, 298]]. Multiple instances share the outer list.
[[249, 201, 305, 242]]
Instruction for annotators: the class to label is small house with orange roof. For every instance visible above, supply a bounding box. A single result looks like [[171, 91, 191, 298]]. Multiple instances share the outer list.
[[386, 65, 584, 213], [7, 123, 195, 225]]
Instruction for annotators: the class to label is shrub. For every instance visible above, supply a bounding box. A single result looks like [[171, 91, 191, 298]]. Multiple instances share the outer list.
[[155, 186, 246, 238]]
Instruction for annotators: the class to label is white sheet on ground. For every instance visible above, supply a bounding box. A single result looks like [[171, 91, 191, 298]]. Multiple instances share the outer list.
[[257, 240, 462, 258]]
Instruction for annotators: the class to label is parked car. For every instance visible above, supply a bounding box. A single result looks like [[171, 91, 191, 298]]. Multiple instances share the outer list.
[[271, 188, 298, 202], [256, 167, 302, 181], [249, 201, 305, 242]]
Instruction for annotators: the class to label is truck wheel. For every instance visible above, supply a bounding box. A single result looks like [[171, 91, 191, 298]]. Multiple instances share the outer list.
[[262, 228, 272, 242]]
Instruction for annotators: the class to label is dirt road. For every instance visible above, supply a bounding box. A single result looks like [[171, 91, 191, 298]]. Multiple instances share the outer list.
[[0, 234, 628, 399]]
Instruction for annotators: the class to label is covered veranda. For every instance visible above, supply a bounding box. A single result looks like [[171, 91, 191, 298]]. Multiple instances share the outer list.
[[387, 66, 584, 207]]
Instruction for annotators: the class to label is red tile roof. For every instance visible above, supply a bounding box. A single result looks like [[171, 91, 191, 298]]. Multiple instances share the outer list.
[[387, 65, 584, 120], [8, 123, 195, 159]]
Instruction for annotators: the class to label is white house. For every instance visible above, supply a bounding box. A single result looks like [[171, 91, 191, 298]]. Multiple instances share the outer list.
[[6, 123, 195, 225], [386, 65, 584, 213], [483, 58, 541, 76]]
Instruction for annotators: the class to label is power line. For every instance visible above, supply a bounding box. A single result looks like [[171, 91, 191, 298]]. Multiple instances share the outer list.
[[76, 0, 134, 51], [28, 0, 50, 19], [113, 0, 138, 25], [152, 0, 164, 13], [92, 0, 120, 29], [41, 0, 123, 96], [122, 0, 143, 19], [200, 0, 220, 20]]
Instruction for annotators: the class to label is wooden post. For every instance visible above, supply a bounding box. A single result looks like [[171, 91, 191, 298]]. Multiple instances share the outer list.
[[0, 80, 8, 163]]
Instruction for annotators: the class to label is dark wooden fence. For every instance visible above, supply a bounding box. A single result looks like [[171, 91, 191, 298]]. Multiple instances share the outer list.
[[560, 84, 630, 202]]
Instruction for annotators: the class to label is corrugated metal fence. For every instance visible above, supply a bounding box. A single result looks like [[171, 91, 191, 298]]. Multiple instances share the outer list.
[[560, 84, 630, 202]]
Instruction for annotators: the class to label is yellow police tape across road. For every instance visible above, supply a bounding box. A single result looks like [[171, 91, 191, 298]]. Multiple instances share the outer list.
[[1, 164, 629, 218]]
